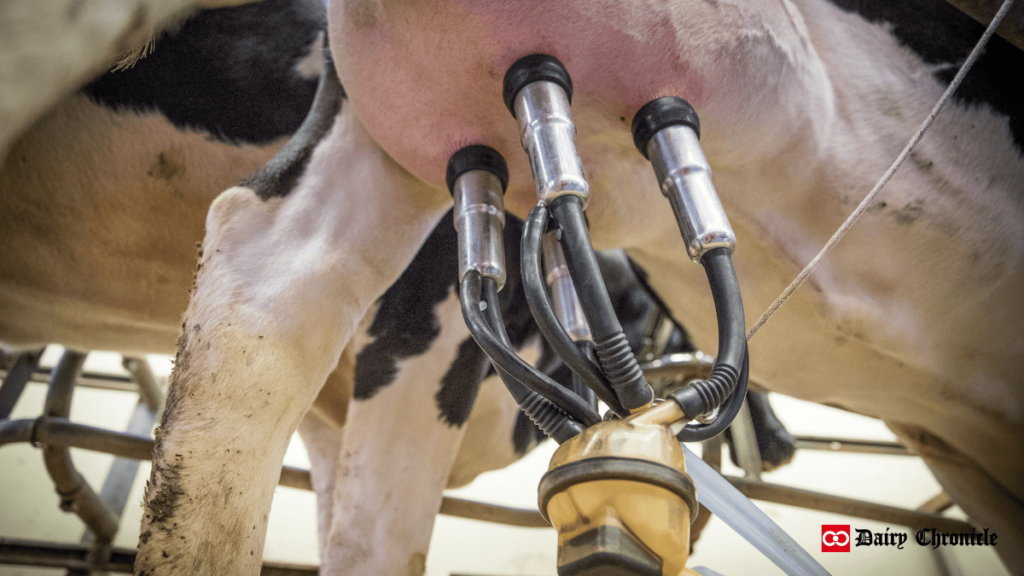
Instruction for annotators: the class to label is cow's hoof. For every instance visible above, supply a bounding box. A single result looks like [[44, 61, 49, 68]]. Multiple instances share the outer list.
[[756, 427, 797, 472], [724, 390, 798, 472]]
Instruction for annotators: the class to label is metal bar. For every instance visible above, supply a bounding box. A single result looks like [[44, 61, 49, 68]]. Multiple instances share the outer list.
[[44, 351, 84, 418], [0, 350, 43, 419], [0, 418, 33, 446], [279, 464, 551, 529], [80, 357, 162, 561], [279, 465, 314, 491], [121, 357, 162, 413], [5, 398, 966, 538], [0, 367, 138, 393], [726, 477, 975, 532], [75, 361, 161, 576], [81, 400, 159, 548], [0, 538, 134, 572], [918, 491, 955, 514], [701, 434, 723, 471], [439, 497, 549, 528], [0, 417, 154, 459], [793, 435, 912, 456], [260, 562, 321, 576], [729, 398, 763, 480], [42, 351, 120, 545], [90, 402, 157, 513], [2, 418, 551, 528], [0, 537, 319, 575]]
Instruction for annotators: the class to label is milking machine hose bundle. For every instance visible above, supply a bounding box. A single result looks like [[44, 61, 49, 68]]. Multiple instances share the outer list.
[[450, 54, 748, 444], [446, 54, 800, 576]]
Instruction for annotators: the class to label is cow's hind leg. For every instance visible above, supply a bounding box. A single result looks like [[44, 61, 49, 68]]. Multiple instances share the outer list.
[[135, 63, 449, 575], [297, 352, 358, 561], [298, 410, 344, 563], [319, 293, 486, 575]]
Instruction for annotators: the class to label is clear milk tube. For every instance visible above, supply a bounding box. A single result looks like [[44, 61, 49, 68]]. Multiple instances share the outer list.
[[682, 444, 832, 576]]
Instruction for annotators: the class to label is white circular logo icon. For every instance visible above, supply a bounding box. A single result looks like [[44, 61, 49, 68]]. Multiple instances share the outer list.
[[822, 530, 850, 547]]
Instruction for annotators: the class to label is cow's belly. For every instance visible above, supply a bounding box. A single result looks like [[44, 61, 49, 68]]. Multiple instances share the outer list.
[[0, 95, 281, 354]]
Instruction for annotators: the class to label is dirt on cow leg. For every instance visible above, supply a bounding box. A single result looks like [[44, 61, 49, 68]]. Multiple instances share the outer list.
[[136, 88, 450, 573]]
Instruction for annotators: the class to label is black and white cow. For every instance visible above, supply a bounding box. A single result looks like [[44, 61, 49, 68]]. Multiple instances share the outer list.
[[1, 0, 326, 354], [128, 0, 1023, 574], [1, 0, 547, 564], [4, 0, 792, 571], [0, 0, 261, 165]]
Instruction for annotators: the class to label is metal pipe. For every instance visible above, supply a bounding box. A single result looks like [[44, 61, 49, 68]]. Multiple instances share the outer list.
[[0, 537, 320, 575], [701, 434, 725, 472], [0, 367, 138, 393], [0, 538, 135, 573], [14, 417, 153, 459], [439, 497, 549, 528], [5, 406, 955, 533], [0, 350, 43, 419], [279, 465, 314, 491], [727, 477, 975, 533], [2, 416, 551, 529], [637, 313, 676, 363], [918, 491, 955, 514], [41, 350, 119, 544], [792, 435, 912, 456], [0, 418, 33, 447], [122, 357, 163, 413], [730, 398, 764, 480], [44, 350, 84, 418], [81, 396, 160, 553]]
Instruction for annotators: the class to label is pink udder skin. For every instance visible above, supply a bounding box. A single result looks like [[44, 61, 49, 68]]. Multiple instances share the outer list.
[[328, 0, 787, 210]]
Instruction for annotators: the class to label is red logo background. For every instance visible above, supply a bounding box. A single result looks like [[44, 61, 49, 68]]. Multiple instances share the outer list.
[[822, 524, 851, 552]]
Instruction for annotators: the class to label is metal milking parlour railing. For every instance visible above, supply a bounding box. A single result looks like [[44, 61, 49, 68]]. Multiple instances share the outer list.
[[0, 345, 970, 575]]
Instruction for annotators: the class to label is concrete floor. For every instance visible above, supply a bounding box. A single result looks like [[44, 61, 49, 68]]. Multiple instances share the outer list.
[[0, 346, 1011, 575]]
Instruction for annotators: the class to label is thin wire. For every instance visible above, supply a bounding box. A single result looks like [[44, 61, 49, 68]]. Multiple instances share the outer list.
[[746, 0, 1017, 341]]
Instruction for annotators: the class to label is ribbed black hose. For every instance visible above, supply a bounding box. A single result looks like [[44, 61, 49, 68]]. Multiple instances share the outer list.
[[480, 277, 587, 442], [669, 248, 748, 427], [572, 341, 599, 411], [675, 343, 749, 442], [460, 272, 599, 429], [548, 195, 654, 411], [521, 204, 627, 416]]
